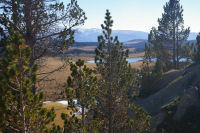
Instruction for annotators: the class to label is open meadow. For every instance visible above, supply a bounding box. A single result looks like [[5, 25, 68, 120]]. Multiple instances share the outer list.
[[37, 49, 145, 127], [38, 52, 144, 101]]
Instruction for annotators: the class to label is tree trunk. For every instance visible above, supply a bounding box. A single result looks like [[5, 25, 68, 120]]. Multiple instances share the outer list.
[[108, 33, 113, 133], [11, 0, 19, 28], [82, 105, 85, 126], [176, 40, 179, 69], [108, 93, 113, 133], [19, 73, 26, 133], [20, 91, 26, 133], [24, 0, 35, 65], [24, 0, 37, 93], [173, 21, 176, 69], [176, 26, 179, 69], [108, 115, 112, 133]]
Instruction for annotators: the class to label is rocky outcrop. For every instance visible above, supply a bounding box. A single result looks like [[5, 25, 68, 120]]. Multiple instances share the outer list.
[[150, 112, 167, 133], [173, 86, 200, 120], [136, 65, 200, 115], [150, 86, 200, 132], [135, 65, 200, 132]]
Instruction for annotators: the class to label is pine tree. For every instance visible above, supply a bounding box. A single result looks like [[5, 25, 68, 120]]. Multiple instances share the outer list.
[[194, 33, 200, 64], [179, 42, 194, 63], [147, 28, 166, 89], [94, 10, 150, 133], [149, 0, 190, 69], [148, 27, 172, 72], [0, 29, 55, 133], [140, 43, 153, 96], [0, 0, 86, 62], [0, 0, 87, 87], [64, 59, 98, 132], [125, 103, 151, 133]]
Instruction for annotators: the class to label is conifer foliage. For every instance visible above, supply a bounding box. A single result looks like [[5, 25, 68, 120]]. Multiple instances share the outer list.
[[64, 59, 98, 132], [194, 33, 200, 64], [140, 43, 154, 97], [95, 10, 150, 133], [149, 0, 190, 69], [0, 0, 86, 64], [0, 30, 55, 133]]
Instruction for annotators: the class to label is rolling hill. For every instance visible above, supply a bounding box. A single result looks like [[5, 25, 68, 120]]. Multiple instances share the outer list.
[[74, 28, 198, 42], [67, 39, 147, 55], [68, 39, 196, 55]]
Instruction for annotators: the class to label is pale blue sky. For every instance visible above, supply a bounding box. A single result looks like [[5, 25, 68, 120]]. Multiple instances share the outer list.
[[65, 0, 200, 32]]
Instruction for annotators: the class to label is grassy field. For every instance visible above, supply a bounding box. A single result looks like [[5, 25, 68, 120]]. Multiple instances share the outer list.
[[43, 102, 81, 127], [38, 53, 144, 127], [43, 102, 70, 127], [37, 53, 144, 101]]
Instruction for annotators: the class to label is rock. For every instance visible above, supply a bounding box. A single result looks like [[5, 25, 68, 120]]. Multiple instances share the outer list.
[[151, 112, 167, 133], [173, 86, 200, 120]]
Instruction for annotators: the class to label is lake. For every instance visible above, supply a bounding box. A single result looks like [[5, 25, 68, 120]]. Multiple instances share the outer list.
[[87, 57, 190, 63], [87, 57, 144, 63]]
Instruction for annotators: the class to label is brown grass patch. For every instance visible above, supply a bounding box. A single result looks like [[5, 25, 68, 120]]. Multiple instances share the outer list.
[[43, 102, 81, 127], [43, 102, 70, 127], [130, 61, 143, 69], [37, 53, 145, 100], [37, 57, 70, 100], [37, 57, 97, 100], [129, 52, 144, 58]]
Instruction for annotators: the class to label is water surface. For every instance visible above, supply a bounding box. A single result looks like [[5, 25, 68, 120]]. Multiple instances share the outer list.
[[88, 57, 144, 63], [87, 57, 190, 63]]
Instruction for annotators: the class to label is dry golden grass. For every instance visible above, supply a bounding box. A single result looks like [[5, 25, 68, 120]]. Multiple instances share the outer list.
[[130, 60, 155, 70], [37, 53, 144, 100], [39, 53, 146, 126], [129, 52, 144, 58], [70, 46, 97, 51], [37, 57, 70, 100], [130, 61, 143, 69], [43, 102, 70, 127], [37, 56, 98, 100], [43, 102, 81, 127], [67, 52, 144, 61], [67, 54, 94, 61]]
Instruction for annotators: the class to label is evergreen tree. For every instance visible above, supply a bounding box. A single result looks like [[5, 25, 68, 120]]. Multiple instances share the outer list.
[[140, 43, 153, 96], [179, 42, 194, 63], [147, 28, 166, 88], [64, 59, 99, 132], [194, 33, 200, 64], [0, 0, 86, 63], [95, 10, 150, 133], [149, 0, 190, 69], [148, 27, 171, 73], [126, 103, 151, 133], [0, 0, 87, 88], [0, 30, 55, 133], [140, 43, 165, 97]]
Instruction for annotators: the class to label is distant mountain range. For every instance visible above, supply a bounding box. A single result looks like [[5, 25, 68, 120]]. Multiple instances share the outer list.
[[74, 28, 148, 42], [74, 28, 198, 42]]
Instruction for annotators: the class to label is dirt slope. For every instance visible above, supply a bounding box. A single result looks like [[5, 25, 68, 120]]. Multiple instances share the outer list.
[[137, 64, 200, 115]]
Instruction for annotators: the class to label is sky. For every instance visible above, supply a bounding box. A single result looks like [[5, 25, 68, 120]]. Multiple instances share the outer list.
[[65, 0, 200, 32]]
